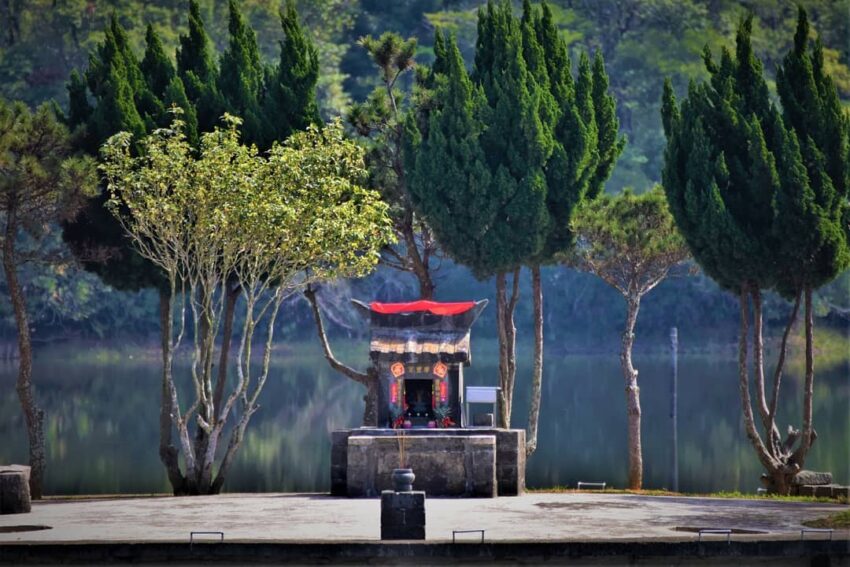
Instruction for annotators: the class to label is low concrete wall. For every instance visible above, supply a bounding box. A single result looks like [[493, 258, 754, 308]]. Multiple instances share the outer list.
[[347, 435, 496, 497], [331, 428, 525, 497], [1, 540, 847, 565]]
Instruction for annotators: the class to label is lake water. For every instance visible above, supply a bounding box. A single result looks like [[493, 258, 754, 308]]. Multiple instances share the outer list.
[[0, 340, 847, 495]]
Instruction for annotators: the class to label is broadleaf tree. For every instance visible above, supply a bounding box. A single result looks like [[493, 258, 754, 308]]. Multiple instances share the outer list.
[[101, 116, 393, 494]]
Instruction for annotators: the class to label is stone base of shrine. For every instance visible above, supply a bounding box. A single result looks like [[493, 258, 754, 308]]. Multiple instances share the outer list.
[[330, 428, 525, 498]]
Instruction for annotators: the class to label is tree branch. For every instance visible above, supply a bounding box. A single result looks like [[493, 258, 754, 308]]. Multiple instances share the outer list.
[[304, 285, 369, 384]]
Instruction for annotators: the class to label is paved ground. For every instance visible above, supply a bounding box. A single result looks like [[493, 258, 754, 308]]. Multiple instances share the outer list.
[[0, 492, 846, 544]]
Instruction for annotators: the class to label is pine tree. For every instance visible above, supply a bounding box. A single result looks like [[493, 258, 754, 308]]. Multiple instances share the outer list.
[[263, 0, 320, 146], [218, 0, 264, 146]]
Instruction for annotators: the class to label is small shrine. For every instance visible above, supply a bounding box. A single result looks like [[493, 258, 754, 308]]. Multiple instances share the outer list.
[[331, 299, 527, 498], [354, 299, 487, 429]]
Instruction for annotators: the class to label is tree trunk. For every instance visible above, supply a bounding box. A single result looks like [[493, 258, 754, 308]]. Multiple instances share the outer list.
[[767, 289, 801, 456], [2, 214, 45, 500], [792, 285, 816, 465], [213, 281, 241, 415], [736, 284, 780, 480], [621, 294, 642, 490], [526, 264, 543, 456], [158, 289, 185, 495], [495, 270, 519, 429], [190, 281, 241, 493], [402, 225, 435, 300], [304, 287, 377, 426], [750, 289, 772, 434]]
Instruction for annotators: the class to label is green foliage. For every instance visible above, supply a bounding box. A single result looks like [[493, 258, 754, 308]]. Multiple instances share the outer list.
[[663, 10, 850, 299], [177, 0, 223, 134], [0, 98, 98, 266], [101, 115, 393, 295], [263, 0, 320, 146], [0, 99, 97, 228], [406, 33, 492, 275], [218, 0, 265, 146], [63, 0, 323, 296], [661, 15, 790, 293], [410, 1, 623, 274], [567, 187, 689, 296], [774, 7, 850, 296]]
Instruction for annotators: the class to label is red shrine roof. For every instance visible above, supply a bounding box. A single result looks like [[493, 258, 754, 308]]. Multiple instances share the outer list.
[[369, 300, 477, 316]]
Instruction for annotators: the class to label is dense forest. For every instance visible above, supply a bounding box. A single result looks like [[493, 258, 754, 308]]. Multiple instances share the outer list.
[[1, 0, 849, 349]]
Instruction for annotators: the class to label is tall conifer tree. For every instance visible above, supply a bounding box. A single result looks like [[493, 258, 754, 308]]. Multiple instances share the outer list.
[[177, 0, 221, 134], [263, 0, 320, 146], [218, 0, 264, 146], [661, 13, 847, 493], [773, 7, 850, 477], [524, 1, 623, 456]]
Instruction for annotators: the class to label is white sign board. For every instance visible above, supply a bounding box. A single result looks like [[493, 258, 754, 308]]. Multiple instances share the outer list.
[[466, 386, 500, 404]]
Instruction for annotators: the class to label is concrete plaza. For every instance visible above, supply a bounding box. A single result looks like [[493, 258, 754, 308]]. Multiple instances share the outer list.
[[0, 492, 846, 544]]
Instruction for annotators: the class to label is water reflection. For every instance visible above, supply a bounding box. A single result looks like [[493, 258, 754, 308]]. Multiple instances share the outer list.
[[0, 341, 847, 495]]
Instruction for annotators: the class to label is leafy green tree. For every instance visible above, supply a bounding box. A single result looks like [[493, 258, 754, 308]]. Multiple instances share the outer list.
[[567, 187, 689, 489], [0, 99, 97, 498], [409, 1, 553, 430], [263, 0, 321, 146], [661, 12, 848, 494], [771, 7, 850, 487], [101, 116, 392, 494], [522, 1, 624, 457]]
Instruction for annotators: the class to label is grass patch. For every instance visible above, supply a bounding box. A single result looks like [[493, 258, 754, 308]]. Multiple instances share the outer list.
[[803, 509, 850, 529], [530, 487, 848, 504]]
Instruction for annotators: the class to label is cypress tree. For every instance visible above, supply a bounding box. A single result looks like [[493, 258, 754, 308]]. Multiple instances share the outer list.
[[773, 7, 850, 473], [407, 33, 492, 272], [660, 13, 844, 493], [263, 0, 320, 146], [177, 0, 221, 133], [410, 1, 555, 430], [523, 1, 623, 458], [141, 24, 175, 99], [589, 52, 625, 199], [83, 17, 146, 148], [163, 76, 199, 147], [218, 0, 264, 146]]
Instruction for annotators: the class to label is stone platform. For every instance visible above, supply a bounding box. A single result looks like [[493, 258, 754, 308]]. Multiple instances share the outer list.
[[331, 428, 525, 498]]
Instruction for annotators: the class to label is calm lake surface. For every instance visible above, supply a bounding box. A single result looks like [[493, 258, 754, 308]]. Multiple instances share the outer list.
[[0, 339, 848, 495]]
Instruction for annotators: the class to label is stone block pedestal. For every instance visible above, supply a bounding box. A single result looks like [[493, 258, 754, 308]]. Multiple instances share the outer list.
[[0, 465, 31, 515], [332, 428, 525, 498], [381, 491, 425, 540]]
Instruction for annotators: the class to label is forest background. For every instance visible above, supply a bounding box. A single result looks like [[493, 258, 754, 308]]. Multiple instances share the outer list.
[[2, 0, 850, 350]]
